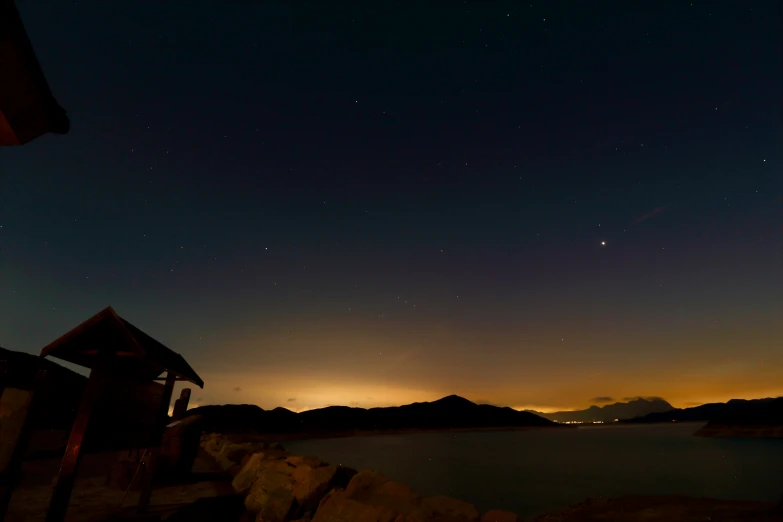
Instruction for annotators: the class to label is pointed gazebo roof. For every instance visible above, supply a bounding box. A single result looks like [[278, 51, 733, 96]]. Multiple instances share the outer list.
[[40, 307, 203, 388]]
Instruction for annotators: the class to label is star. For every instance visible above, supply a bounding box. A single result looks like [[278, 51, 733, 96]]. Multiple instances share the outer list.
[[600, 241, 606, 246]]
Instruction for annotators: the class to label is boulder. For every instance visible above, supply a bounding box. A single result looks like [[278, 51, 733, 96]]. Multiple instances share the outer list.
[[292, 465, 357, 513], [286, 455, 328, 468], [312, 488, 399, 522], [232, 452, 293, 494], [233, 452, 268, 493], [236, 456, 296, 496], [421, 495, 480, 522], [481, 510, 518, 522], [343, 471, 389, 499], [249, 486, 297, 522], [244, 459, 299, 520], [202, 433, 225, 457], [370, 481, 424, 516], [392, 516, 424, 522], [340, 471, 424, 519], [216, 441, 275, 471]]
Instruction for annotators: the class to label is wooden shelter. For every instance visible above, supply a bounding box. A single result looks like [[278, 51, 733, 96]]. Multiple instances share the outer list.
[[0, 0, 69, 145], [40, 307, 203, 389], [1, 307, 203, 522]]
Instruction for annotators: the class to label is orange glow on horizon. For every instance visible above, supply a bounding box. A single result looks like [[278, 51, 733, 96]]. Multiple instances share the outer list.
[[177, 370, 783, 414], [173, 328, 783, 413]]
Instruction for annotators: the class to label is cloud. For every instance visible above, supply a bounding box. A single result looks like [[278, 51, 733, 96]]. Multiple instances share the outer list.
[[589, 396, 615, 403], [631, 206, 665, 225], [475, 399, 505, 407], [623, 396, 665, 402], [287, 398, 297, 402], [233, 387, 241, 392]]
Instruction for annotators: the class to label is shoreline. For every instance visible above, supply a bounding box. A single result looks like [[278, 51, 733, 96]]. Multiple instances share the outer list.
[[201, 433, 783, 522], [212, 423, 575, 442]]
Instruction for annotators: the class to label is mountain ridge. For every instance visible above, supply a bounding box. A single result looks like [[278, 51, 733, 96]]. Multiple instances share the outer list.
[[622, 397, 781, 424], [187, 395, 558, 434], [527, 397, 675, 423]]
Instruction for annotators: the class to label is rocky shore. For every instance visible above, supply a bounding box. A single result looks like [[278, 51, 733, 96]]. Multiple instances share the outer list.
[[202, 432, 782, 522], [202, 432, 520, 521]]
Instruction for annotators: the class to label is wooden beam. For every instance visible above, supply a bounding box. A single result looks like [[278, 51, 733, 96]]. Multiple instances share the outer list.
[[137, 372, 176, 512], [45, 348, 114, 522], [79, 350, 136, 357], [171, 388, 191, 421], [0, 368, 47, 520]]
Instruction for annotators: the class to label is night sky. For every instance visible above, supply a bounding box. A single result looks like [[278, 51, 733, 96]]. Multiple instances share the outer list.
[[2, 1, 781, 412]]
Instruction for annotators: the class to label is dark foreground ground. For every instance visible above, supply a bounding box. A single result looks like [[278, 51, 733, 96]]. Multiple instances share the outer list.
[[6, 442, 781, 522], [5, 449, 233, 522], [532, 495, 781, 522]]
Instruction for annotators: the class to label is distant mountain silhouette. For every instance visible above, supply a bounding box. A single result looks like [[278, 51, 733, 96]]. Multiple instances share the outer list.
[[692, 398, 783, 438], [705, 397, 783, 425], [528, 397, 674, 423], [624, 397, 781, 424], [187, 394, 557, 434]]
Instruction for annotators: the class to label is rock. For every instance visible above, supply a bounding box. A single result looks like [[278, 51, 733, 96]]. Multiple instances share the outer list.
[[216, 441, 274, 470], [421, 495, 480, 522], [233, 452, 294, 494], [244, 459, 299, 520], [249, 486, 297, 522], [226, 445, 254, 462], [233, 452, 268, 493], [312, 488, 399, 522], [343, 471, 390, 499], [202, 432, 225, 457], [341, 471, 424, 519], [236, 453, 296, 493], [286, 455, 328, 468], [270, 442, 285, 450], [239, 451, 254, 469], [481, 510, 519, 522], [292, 465, 357, 513], [371, 481, 423, 516]]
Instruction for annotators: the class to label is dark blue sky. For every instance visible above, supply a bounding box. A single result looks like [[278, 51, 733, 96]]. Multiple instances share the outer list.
[[1, 1, 781, 411]]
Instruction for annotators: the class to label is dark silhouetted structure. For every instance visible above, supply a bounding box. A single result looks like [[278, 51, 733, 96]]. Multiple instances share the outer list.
[[0, 307, 203, 522], [0, 0, 69, 145]]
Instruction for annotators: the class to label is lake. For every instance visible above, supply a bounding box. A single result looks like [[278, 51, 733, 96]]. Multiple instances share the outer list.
[[285, 423, 783, 518]]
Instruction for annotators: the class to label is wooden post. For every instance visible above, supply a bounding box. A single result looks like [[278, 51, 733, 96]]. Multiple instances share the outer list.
[[45, 348, 114, 522], [171, 388, 191, 421], [137, 372, 176, 512], [0, 368, 47, 521]]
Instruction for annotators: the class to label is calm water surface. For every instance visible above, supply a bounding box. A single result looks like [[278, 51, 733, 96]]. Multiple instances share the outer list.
[[286, 423, 783, 517]]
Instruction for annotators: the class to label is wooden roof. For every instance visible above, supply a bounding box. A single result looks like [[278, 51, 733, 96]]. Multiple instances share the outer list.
[[40, 307, 204, 388], [0, 1, 69, 146]]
